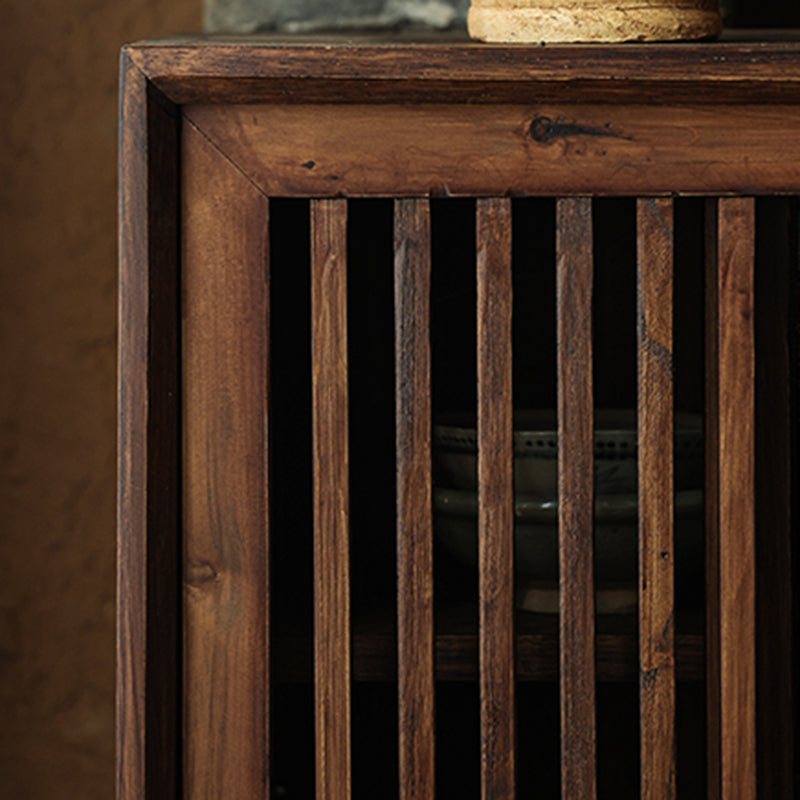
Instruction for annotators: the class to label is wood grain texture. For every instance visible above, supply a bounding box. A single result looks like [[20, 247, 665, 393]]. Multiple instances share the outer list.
[[476, 198, 516, 800], [636, 198, 676, 800], [556, 196, 597, 800], [754, 199, 794, 799], [126, 39, 800, 106], [118, 53, 181, 800], [394, 199, 435, 800], [705, 198, 757, 800], [182, 103, 800, 199], [182, 120, 270, 798], [311, 198, 352, 800]]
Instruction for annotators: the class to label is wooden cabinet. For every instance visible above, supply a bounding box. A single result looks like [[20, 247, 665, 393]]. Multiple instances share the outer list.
[[119, 36, 797, 799]]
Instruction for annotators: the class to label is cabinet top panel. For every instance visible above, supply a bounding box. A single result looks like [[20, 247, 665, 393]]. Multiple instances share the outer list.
[[124, 32, 800, 104]]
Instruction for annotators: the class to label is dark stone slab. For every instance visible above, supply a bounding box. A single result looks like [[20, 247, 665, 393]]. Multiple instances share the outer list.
[[205, 0, 469, 33]]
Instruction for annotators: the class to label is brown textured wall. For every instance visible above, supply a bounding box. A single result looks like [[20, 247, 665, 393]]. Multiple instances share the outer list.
[[0, 1, 199, 796]]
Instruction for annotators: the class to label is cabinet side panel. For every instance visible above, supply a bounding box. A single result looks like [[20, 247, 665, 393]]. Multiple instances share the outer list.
[[182, 121, 270, 798], [118, 54, 181, 800]]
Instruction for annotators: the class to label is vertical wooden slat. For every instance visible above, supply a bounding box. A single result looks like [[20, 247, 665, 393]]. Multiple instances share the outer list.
[[312, 198, 352, 800], [556, 196, 597, 800], [706, 197, 757, 800], [477, 197, 516, 800], [395, 199, 435, 800], [118, 53, 181, 800], [183, 120, 270, 797], [637, 198, 677, 800]]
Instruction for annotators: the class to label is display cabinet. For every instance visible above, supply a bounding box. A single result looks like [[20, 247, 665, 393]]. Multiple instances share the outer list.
[[118, 35, 798, 799]]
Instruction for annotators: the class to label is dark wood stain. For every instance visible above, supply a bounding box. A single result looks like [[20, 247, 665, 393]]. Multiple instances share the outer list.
[[529, 115, 632, 144]]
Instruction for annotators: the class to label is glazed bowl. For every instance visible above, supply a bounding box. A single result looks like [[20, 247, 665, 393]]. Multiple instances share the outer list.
[[433, 409, 703, 497], [434, 487, 704, 613]]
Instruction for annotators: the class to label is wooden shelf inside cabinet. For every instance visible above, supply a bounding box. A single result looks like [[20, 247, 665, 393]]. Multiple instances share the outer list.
[[119, 36, 798, 800], [273, 606, 705, 683]]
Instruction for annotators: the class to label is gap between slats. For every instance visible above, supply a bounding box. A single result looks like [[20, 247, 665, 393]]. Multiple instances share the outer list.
[[311, 198, 353, 800], [477, 197, 517, 800], [556, 196, 598, 800], [637, 197, 677, 800], [395, 198, 436, 800]]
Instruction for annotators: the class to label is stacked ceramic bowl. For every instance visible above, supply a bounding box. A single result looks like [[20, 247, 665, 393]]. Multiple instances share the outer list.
[[433, 409, 704, 613]]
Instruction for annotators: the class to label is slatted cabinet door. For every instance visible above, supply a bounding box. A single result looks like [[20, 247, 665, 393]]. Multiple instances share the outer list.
[[120, 39, 797, 800]]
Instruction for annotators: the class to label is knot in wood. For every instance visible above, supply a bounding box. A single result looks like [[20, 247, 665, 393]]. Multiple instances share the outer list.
[[529, 115, 556, 143]]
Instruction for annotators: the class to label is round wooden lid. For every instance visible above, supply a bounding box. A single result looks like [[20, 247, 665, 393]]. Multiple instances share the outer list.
[[468, 0, 722, 42]]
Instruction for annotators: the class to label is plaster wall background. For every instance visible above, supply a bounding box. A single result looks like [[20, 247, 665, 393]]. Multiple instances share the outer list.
[[0, 1, 199, 795]]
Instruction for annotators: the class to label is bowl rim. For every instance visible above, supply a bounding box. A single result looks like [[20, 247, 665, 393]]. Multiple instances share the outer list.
[[434, 486, 703, 522], [433, 408, 702, 454]]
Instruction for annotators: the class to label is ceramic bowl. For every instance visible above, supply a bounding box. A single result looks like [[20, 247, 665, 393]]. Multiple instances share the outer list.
[[434, 487, 703, 612], [433, 408, 703, 496]]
